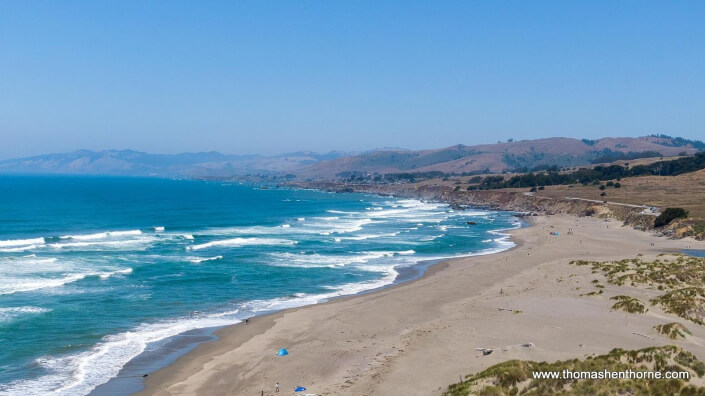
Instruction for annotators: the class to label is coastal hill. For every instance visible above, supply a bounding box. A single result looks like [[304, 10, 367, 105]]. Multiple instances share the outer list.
[[0, 149, 351, 177], [298, 135, 702, 179]]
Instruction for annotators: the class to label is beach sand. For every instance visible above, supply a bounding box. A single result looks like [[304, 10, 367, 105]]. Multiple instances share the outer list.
[[137, 214, 705, 395]]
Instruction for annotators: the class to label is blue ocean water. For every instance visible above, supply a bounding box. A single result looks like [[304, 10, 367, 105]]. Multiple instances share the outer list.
[[684, 249, 705, 258], [0, 176, 519, 395]]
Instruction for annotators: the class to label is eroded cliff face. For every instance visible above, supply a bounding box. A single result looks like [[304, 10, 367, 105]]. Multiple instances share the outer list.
[[292, 182, 666, 235]]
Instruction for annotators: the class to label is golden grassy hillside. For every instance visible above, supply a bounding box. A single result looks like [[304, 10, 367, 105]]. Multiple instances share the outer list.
[[532, 170, 705, 219]]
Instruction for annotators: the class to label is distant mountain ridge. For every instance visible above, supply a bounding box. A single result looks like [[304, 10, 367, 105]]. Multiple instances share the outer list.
[[1, 135, 702, 179], [0, 149, 353, 177]]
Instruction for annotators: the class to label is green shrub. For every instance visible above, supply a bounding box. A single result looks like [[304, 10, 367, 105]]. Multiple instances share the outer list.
[[655, 208, 689, 227]]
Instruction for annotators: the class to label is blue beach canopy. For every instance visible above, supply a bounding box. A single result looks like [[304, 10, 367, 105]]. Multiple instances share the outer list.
[[294, 386, 307, 392], [277, 348, 288, 356]]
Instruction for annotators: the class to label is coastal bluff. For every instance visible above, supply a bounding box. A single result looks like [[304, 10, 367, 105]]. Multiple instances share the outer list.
[[290, 182, 686, 238]]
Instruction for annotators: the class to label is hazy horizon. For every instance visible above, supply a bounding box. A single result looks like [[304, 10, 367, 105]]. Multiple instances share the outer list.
[[1, 1, 704, 160]]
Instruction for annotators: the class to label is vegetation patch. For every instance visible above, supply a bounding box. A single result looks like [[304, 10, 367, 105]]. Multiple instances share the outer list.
[[443, 345, 705, 395], [580, 290, 603, 297], [655, 323, 693, 340], [571, 255, 705, 324], [651, 288, 705, 325], [610, 295, 648, 314], [655, 208, 689, 227]]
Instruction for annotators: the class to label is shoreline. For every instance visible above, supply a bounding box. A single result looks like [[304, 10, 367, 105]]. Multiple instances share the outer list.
[[134, 213, 705, 395], [91, 212, 525, 395], [132, 246, 513, 396], [287, 181, 700, 240]]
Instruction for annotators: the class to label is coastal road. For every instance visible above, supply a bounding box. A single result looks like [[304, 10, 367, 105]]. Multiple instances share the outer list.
[[564, 197, 660, 215]]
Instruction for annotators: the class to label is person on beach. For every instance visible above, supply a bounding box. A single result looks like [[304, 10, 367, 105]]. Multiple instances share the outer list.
[[275, 382, 279, 392]]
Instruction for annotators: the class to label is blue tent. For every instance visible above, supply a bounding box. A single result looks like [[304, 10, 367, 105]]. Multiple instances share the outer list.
[[294, 386, 306, 392], [277, 348, 288, 356]]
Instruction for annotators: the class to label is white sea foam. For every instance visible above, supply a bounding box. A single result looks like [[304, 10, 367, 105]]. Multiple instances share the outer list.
[[188, 238, 296, 251], [154, 226, 165, 232], [0, 245, 42, 253], [0, 237, 45, 248], [307, 217, 373, 234], [0, 268, 133, 295], [109, 230, 143, 237], [0, 274, 89, 295], [98, 268, 133, 280], [5, 313, 246, 396], [196, 215, 372, 238], [0, 256, 61, 275], [60, 230, 143, 241], [0, 306, 52, 324], [189, 255, 223, 263], [48, 239, 152, 250], [338, 231, 400, 241], [60, 232, 109, 241], [268, 250, 416, 269]]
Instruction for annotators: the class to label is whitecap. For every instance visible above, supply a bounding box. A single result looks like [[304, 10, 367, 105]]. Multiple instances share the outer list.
[[187, 238, 296, 251], [0, 237, 45, 248], [189, 255, 223, 264]]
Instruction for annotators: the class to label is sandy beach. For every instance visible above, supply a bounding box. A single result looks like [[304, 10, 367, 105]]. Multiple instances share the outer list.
[[136, 214, 705, 396]]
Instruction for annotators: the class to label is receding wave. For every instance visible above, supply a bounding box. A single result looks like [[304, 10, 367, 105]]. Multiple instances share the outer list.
[[0, 237, 45, 248], [0, 306, 52, 324], [189, 255, 223, 263], [0, 268, 133, 295], [268, 250, 416, 268], [60, 230, 142, 241], [187, 237, 296, 251], [0, 245, 43, 253]]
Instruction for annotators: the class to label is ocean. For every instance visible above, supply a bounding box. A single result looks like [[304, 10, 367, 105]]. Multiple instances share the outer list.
[[0, 176, 519, 395]]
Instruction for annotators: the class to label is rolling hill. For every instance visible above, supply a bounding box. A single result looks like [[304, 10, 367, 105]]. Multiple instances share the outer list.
[[298, 136, 701, 179]]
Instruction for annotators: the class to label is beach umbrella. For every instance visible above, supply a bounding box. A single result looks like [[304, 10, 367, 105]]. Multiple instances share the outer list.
[[294, 386, 307, 392], [277, 348, 288, 356]]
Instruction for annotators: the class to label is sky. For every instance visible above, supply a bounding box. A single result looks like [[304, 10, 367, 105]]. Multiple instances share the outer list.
[[0, 1, 704, 159]]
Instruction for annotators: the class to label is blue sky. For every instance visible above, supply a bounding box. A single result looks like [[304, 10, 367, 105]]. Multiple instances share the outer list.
[[1, 1, 703, 159]]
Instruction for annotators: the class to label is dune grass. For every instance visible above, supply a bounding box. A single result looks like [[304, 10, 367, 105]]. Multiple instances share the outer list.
[[655, 322, 693, 340], [571, 255, 705, 324], [444, 346, 705, 396], [610, 295, 648, 314]]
